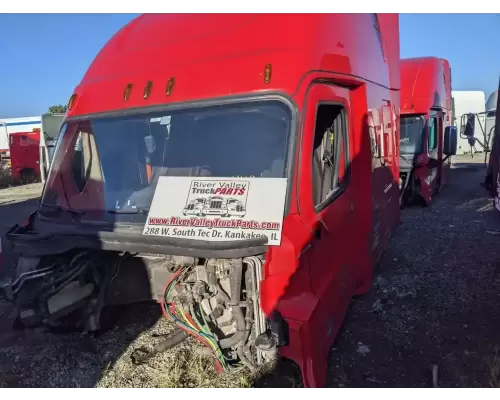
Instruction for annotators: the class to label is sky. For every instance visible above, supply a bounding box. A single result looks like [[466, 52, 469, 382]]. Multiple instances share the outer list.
[[0, 13, 499, 118]]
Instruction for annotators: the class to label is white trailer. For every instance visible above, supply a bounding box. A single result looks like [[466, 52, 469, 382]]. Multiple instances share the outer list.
[[39, 113, 65, 183], [0, 121, 7, 153], [451, 90, 486, 154]]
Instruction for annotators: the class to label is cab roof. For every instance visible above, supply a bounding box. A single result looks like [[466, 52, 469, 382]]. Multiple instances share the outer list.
[[400, 56, 449, 115], [67, 14, 399, 118]]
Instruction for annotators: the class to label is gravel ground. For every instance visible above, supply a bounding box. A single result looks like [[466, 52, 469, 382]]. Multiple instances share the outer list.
[[0, 183, 43, 280], [1, 156, 500, 388], [328, 155, 500, 388]]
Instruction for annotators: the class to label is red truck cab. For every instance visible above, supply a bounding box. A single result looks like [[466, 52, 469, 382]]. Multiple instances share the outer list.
[[399, 57, 457, 206], [9, 130, 41, 185], [3, 14, 401, 387]]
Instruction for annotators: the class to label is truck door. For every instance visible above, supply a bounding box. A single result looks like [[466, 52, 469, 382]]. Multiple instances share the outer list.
[[427, 112, 440, 192], [368, 108, 386, 263], [436, 112, 447, 189], [382, 102, 399, 234], [298, 83, 358, 354]]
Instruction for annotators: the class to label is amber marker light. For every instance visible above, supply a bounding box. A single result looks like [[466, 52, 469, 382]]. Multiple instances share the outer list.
[[165, 77, 175, 96], [123, 83, 133, 101], [264, 64, 272, 84]]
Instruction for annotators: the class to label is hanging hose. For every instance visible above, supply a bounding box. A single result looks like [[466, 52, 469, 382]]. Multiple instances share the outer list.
[[131, 329, 189, 365]]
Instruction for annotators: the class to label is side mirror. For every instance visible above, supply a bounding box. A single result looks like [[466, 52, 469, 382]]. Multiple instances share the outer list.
[[460, 113, 475, 138], [444, 126, 458, 156]]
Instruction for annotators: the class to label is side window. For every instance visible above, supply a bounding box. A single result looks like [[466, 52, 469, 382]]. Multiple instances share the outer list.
[[428, 117, 437, 150], [312, 104, 349, 208], [71, 130, 91, 192]]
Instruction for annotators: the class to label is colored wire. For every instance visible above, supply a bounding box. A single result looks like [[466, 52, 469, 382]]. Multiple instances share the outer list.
[[160, 268, 228, 370], [161, 290, 226, 370], [178, 306, 197, 331]]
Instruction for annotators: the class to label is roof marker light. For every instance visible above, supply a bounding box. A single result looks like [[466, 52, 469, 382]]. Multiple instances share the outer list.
[[67, 94, 78, 111], [123, 84, 133, 101], [165, 77, 175, 96], [143, 81, 153, 100], [264, 64, 272, 84]]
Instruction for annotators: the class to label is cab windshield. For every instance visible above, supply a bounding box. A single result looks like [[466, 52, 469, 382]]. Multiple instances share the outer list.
[[400, 115, 425, 155], [40, 99, 292, 223]]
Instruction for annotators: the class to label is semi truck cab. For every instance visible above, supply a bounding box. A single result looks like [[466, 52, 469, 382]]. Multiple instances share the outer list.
[[399, 57, 457, 206], [1, 13, 402, 387]]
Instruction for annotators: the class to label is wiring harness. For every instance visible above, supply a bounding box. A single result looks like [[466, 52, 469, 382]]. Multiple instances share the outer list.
[[161, 267, 233, 371]]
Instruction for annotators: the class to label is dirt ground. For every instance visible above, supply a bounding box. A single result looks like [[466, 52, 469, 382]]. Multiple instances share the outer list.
[[1, 154, 500, 388]]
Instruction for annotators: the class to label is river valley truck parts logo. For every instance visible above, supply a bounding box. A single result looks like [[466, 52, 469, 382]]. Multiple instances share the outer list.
[[182, 180, 249, 218], [142, 177, 288, 246]]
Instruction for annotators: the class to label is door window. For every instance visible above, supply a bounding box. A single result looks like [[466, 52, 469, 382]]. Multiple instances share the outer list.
[[312, 104, 350, 209], [71, 131, 91, 193], [428, 117, 437, 150]]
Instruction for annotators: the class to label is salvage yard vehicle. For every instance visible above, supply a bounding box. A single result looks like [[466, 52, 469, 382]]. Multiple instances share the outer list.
[[9, 130, 41, 185], [1, 14, 403, 387], [399, 57, 457, 206], [481, 81, 500, 206]]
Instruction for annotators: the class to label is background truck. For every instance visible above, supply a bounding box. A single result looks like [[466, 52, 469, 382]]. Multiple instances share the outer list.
[[485, 90, 498, 149], [39, 113, 65, 183], [451, 90, 487, 155], [1, 116, 42, 166], [482, 82, 500, 196], [399, 56, 456, 206], [492, 84, 500, 211], [9, 130, 41, 184]]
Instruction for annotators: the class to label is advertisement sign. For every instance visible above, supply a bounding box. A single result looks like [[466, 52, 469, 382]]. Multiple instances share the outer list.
[[143, 177, 288, 246]]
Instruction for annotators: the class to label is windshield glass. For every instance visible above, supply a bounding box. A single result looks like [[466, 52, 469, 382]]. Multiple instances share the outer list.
[[40, 99, 292, 223], [400, 115, 425, 155]]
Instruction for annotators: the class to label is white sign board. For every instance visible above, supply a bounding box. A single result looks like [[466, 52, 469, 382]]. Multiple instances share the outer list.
[[143, 177, 288, 246]]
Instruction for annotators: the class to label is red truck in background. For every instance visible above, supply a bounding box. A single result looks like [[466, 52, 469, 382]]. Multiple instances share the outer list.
[[399, 57, 457, 206], [9, 130, 41, 185], [0, 14, 454, 388]]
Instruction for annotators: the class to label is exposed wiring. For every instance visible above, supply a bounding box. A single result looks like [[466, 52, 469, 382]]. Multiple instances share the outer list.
[[160, 267, 229, 371]]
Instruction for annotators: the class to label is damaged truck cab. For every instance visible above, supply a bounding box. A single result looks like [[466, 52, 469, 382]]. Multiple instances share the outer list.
[[482, 83, 500, 205], [1, 14, 401, 387], [399, 57, 457, 206]]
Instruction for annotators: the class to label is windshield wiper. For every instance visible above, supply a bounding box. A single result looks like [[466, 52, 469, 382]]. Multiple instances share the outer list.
[[107, 208, 150, 215]]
